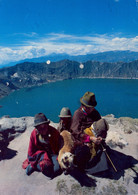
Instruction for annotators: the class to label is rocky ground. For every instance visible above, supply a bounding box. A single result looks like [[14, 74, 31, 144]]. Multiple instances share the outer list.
[[0, 115, 138, 195]]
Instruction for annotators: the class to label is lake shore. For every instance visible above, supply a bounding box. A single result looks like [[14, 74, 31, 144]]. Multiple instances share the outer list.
[[0, 78, 138, 120]]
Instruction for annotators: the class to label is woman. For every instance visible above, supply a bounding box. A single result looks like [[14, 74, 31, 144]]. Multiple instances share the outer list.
[[22, 113, 62, 178]]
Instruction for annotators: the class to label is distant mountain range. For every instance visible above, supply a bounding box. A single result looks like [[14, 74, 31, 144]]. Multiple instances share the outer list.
[[0, 58, 138, 98], [2, 50, 138, 68]]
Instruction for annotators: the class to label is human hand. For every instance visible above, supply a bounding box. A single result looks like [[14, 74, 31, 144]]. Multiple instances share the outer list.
[[90, 136, 102, 145]]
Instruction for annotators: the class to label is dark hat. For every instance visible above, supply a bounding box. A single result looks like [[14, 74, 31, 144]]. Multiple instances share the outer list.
[[34, 113, 50, 127], [93, 119, 109, 138], [80, 91, 97, 107]]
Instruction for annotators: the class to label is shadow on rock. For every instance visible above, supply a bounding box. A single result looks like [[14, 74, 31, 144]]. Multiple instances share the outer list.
[[0, 129, 19, 161], [69, 168, 97, 187], [131, 167, 138, 184], [92, 148, 138, 180], [0, 147, 17, 160]]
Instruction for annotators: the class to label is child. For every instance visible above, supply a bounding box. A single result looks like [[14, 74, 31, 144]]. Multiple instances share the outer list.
[[58, 107, 72, 133], [83, 118, 109, 159]]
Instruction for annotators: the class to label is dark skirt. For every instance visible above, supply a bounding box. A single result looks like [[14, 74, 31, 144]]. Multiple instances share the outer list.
[[74, 145, 108, 174]]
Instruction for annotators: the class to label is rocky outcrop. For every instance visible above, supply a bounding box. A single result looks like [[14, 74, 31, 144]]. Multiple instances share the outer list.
[[0, 116, 28, 155], [0, 115, 138, 195]]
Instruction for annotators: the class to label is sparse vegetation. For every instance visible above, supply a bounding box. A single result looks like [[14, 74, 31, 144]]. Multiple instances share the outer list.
[[56, 179, 96, 195]]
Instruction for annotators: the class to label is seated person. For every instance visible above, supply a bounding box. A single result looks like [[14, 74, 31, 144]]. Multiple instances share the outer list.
[[73, 118, 109, 173], [70, 91, 101, 145], [70, 92, 109, 172], [83, 118, 109, 160], [57, 107, 72, 133], [22, 113, 62, 178], [70, 91, 101, 170]]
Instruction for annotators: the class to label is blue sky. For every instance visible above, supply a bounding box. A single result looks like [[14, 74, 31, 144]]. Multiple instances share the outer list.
[[0, 0, 138, 66]]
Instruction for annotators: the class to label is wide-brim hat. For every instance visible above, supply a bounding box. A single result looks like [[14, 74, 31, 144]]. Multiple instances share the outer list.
[[80, 91, 97, 107], [34, 113, 50, 127]]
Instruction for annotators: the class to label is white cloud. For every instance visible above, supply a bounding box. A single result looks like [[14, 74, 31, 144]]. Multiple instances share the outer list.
[[0, 33, 138, 66], [12, 32, 38, 38]]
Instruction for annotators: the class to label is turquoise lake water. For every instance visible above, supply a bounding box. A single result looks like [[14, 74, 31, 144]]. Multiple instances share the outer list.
[[0, 78, 138, 122]]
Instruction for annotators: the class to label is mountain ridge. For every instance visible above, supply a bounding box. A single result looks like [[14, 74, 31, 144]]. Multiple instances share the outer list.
[[2, 50, 138, 68], [0, 59, 138, 98]]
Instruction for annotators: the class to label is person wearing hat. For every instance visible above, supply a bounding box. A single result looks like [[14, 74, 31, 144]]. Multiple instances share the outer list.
[[22, 113, 62, 178], [57, 107, 72, 133], [70, 92, 108, 171], [70, 91, 101, 145]]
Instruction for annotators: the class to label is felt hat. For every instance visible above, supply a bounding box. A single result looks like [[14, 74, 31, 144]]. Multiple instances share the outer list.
[[80, 91, 97, 107], [34, 113, 50, 127], [58, 107, 72, 118]]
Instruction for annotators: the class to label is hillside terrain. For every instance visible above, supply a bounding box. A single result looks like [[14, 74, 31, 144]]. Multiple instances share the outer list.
[[0, 59, 138, 98]]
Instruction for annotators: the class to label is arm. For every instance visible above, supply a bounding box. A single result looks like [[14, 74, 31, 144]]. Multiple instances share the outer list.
[[83, 126, 103, 144], [27, 130, 45, 161], [49, 126, 62, 154], [27, 130, 37, 159], [70, 109, 84, 142]]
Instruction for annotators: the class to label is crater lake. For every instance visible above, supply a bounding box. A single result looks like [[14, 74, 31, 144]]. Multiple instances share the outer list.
[[0, 78, 138, 122]]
